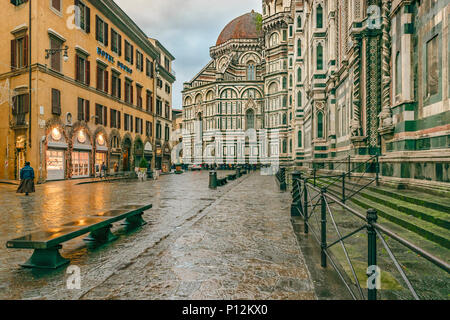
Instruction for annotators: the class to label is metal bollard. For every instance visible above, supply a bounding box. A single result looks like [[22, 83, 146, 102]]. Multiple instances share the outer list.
[[367, 208, 378, 300], [320, 188, 327, 268], [209, 171, 217, 189]]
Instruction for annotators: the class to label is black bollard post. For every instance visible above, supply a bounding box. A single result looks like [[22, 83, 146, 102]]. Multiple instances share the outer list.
[[367, 208, 378, 300], [321, 188, 327, 268], [209, 171, 217, 189]]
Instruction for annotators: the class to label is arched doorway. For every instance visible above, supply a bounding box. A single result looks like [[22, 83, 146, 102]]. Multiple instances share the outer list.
[[122, 137, 132, 172]]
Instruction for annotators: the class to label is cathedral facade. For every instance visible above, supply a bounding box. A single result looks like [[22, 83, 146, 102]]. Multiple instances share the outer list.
[[182, 0, 450, 183]]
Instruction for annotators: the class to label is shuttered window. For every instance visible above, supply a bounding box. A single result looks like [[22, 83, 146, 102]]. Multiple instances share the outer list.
[[125, 40, 134, 65], [51, 89, 61, 115], [111, 72, 121, 99], [51, 0, 61, 12], [111, 29, 122, 55], [96, 64, 108, 93], [11, 35, 28, 70], [136, 85, 143, 109], [95, 15, 108, 46], [75, 54, 90, 85], [77, 98, 90, 121], [50, 37, 63, 72], [74, 0, 90, 33]]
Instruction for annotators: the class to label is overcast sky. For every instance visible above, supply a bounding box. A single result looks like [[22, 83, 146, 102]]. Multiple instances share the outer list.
[[114, 0, 261, 110]]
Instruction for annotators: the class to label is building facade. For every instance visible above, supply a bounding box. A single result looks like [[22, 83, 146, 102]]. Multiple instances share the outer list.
[[149, 38, 176, 173], [1, 0, 175, 182], [182, 0, 450, 183]]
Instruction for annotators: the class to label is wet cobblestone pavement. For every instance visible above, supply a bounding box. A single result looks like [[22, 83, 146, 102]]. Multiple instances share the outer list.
[[0, 171, 315, 300]]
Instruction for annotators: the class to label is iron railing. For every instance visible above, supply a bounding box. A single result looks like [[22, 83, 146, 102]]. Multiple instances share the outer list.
[[291, 177, 450, 300], [276, 167, 287, 191]]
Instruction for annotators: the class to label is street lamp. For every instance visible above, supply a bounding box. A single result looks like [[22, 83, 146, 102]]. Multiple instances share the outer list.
[[45, 45, 69, 62]]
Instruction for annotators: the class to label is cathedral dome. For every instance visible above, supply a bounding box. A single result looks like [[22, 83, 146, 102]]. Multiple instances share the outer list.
[[216, 11, 262, 46]]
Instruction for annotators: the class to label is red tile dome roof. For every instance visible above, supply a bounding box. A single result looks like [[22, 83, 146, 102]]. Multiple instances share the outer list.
[[216, 11, 262, 46]]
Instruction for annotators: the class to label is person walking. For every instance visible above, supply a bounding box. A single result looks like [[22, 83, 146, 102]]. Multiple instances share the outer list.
[[17, 162, 35, 196], [101, 162, 107, 179]]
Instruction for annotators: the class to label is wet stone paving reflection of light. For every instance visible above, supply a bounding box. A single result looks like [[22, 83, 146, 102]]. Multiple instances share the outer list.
[[0, 171, 315, 300]]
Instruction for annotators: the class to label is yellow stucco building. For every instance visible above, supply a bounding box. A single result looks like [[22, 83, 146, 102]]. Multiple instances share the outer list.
[[1, 0, 175, 182]]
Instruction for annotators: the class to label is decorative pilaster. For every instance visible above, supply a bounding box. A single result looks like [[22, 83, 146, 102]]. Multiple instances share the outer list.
[[378, 0, 394, 133], [350, 37, 362, 137]]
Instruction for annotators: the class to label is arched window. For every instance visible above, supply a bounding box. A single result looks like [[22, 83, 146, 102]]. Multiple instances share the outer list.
[[283, 113, 287, 125], [289, 139, 292, 153], [297, 15, 302, 28], [247, 63, 256, 81], [282, 139, 287, 153], [298, 130, 302, 148], [289, 58, 292, 67], [317, 111, 324, 138], [317, 43, 323, 70], [297, 67, 302, 82], [246, 109, 255, 129], [395, 51, 402, 97], [297, 91, 302, 108], [297, 39, 302, 57], [282, 76, 287, 89], [270, 33, 279, 47], [316, 4, 323, 28], [289, 75, 293, 87]]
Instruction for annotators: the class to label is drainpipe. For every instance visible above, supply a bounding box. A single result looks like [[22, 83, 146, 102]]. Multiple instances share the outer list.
[[28, 0, 32, 147], [39, 135, 45, 183]]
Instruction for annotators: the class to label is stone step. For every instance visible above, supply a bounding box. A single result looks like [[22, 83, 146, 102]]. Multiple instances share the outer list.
[[319, 177, 450, 215], [313, 178, 450, 249]]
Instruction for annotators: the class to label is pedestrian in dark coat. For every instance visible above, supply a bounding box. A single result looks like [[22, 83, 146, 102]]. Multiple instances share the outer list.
[[17, 162, 35, 196]]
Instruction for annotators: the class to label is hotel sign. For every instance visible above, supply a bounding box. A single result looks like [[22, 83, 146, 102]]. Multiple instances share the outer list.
[[97, 47, 133, 74]]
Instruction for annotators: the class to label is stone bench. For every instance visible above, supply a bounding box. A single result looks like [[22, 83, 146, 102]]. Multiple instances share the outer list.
[[6, 204, 152, 269]]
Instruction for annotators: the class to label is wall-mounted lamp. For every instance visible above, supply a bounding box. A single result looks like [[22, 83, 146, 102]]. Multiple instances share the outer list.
[[45, 45, 69, 62]]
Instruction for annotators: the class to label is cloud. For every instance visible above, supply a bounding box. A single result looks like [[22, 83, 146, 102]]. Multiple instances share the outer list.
[[114, 0, 261, 109]]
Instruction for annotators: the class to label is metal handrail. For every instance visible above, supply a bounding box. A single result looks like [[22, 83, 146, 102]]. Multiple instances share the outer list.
[[290, 177, 450, 300]]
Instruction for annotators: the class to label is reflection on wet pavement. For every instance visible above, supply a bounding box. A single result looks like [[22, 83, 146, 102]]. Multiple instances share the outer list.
[[0, 171, 315, 300]]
